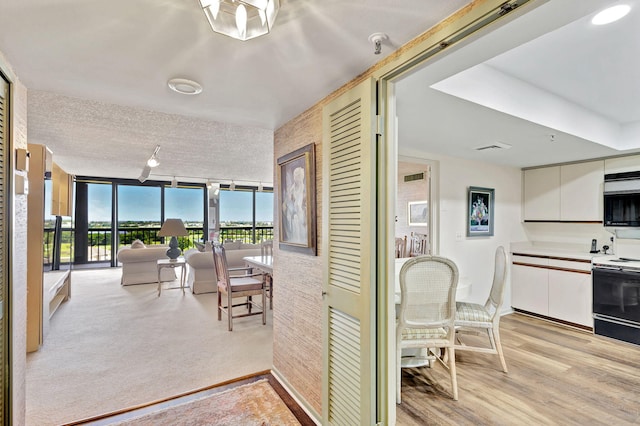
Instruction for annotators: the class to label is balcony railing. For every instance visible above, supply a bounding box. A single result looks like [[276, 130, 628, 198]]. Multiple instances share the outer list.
[[44, 225, 274, 267], [219, 226, 274, 244]]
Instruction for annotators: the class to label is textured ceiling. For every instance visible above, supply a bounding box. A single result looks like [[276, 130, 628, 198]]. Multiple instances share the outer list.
[[4, 0, 635, 181], [0, 0, 471, 184]]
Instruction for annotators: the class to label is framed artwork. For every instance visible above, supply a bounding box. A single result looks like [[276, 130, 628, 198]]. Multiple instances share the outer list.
[[277, 143, 317, 255], [408, 201, 428, 226], [467, 186, 494, 237]]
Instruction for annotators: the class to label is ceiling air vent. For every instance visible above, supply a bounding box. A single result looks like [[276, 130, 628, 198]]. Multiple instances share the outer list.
[[474, 141, 512, 151], [404, 171, 427, 183]]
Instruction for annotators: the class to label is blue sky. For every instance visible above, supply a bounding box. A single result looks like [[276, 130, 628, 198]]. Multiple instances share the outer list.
[[80, 184, 272, 223]]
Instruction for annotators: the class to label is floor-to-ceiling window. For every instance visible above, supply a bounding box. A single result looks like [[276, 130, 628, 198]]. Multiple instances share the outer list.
[[73, 177, 207, 267], [219, 186, 273, 243]]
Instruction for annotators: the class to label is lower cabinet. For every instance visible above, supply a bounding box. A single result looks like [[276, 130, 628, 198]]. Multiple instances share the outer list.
[[548, 269, 592, 326], [511, 263, 549, 315], [511, 254, 593, 328]]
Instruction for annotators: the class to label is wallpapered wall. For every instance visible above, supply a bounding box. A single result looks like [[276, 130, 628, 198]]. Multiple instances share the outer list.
[[396, 161, 430, 254]]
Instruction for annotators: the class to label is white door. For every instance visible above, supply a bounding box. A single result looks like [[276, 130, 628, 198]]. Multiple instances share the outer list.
[[322, 77, 377, 425]]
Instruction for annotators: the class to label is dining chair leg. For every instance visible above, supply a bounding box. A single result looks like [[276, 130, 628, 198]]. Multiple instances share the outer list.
[[217, 291, 222, 321], [396, 347, 402, 404], [448, 347, 458, 401], [262, 288, 267, 325], [227, 292, 233, 331], [492, 328, 508, 373]]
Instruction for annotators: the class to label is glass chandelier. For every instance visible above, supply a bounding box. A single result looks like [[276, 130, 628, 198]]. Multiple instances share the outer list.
[[199, 0, 280, 41]]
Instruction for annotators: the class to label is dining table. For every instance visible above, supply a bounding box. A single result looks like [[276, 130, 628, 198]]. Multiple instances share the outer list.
[[243, 255, 274, 309]]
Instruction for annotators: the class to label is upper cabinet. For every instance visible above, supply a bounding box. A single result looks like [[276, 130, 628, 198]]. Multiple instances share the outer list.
[[51, 162, 74, 217], [523, 166, 560, 220], [560, 161, 603, 221], [523, 160, 603, 222]]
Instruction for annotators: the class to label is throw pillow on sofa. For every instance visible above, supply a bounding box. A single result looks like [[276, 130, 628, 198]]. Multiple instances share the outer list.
[[194, 241, 205, 252], [131, 239, 146, 249], [223, 240, 242, 250]]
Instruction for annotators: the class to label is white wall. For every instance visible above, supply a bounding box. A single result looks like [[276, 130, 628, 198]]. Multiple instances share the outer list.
[[400, 148, 527, 308]]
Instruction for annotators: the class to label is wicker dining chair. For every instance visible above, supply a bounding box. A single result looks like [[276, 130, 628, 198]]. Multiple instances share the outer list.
[[396, 255, 459, 403], [454, 246, 508, 373], [409, 232, 429, 257], [212, 244, 266, 331], [395, 236, 407, 258]]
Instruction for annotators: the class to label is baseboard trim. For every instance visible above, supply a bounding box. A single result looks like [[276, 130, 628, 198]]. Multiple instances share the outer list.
[[271, 367, 322, 425]]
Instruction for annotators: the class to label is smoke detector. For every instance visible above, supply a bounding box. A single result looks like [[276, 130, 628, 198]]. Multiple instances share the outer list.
[[368, 32, 389, 55]]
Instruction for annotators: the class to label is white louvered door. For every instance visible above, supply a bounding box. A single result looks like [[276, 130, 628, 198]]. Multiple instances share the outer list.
[[322, 78, 377, 425]]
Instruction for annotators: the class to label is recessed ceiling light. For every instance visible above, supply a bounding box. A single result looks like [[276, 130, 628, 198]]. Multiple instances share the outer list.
[[167, 78, 203, 95], [592, 4, 631, 25]]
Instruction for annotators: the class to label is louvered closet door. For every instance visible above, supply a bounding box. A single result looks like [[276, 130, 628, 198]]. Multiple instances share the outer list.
[[322, 78, 377, 425], [0, 75, 8, 422]]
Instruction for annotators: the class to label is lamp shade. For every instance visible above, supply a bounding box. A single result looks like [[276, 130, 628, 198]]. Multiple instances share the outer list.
[[158, 219, 189, 237]]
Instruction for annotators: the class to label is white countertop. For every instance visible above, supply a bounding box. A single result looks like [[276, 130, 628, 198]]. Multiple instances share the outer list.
[[510, 242, 608, 261]]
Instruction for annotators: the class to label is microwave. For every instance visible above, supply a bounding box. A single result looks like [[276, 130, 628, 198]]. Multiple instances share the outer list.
[[604, 171, 640, 227]]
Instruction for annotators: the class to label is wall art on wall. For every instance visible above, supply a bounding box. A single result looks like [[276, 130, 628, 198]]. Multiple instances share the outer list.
[[277, 143, 317, 255], [467, 186, 494, 237], [408, 200, 428, 226]]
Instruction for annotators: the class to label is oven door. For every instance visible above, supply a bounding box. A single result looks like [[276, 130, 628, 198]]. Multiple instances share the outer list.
[[592, 267, 640, 324]]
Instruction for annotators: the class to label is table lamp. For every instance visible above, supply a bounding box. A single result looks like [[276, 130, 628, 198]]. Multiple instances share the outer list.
[[158, 218, 189, 260]]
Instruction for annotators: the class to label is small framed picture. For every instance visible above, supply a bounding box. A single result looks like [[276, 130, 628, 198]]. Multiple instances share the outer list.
[[467, 187, 494, 237], [408, 201, 428, 226]]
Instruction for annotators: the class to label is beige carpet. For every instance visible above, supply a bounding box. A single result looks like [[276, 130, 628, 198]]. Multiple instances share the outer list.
[[26, 268, 273, 426], [111, 379, 300, 426]]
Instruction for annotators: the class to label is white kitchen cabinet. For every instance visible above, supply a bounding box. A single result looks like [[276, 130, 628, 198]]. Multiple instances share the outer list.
[[511, 253, 593, 328], [523, 161, 604, 222], [604, 154, 640, 174], [548, 269, 592, 327], [511, 262, 549, 315], [523, 166, 560, 220], [560, 161, 603, 221]]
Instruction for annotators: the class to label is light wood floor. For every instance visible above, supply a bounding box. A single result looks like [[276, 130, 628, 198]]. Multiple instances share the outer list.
[[397, 313, 640, 425]]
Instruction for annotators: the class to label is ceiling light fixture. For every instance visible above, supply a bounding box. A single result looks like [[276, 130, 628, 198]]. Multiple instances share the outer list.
[[171, 177, 178, 188], [147, 145, 161, 168], [199, 0, 280, 41], [592, 4, 631, 25], [258, 182, 263, 192], [168, 78, 203, 95], [230, 180, 236, 191]]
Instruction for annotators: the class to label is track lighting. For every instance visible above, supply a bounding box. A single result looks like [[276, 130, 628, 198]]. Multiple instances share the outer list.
[[147, 145, 161, 168]]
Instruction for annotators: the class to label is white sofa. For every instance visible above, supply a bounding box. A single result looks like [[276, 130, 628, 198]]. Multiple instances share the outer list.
[[117, 242, 176, 285], [184, 241, 262, 294]]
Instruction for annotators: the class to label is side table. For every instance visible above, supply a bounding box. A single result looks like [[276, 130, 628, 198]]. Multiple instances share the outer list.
[[157, 257, 187, 297]]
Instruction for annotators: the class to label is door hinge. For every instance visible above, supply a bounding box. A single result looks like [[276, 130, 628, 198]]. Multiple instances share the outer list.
[[376, 115, 383, 136]]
